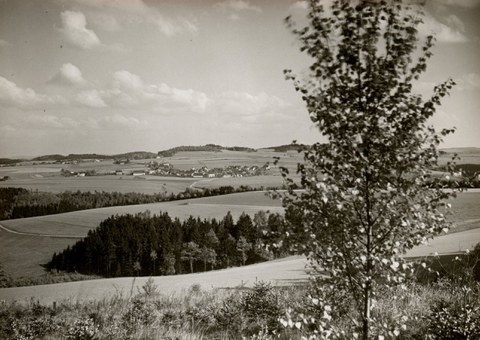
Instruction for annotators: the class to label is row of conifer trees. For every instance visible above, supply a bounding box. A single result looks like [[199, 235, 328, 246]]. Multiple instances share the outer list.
[[47, 210, 290, 277]]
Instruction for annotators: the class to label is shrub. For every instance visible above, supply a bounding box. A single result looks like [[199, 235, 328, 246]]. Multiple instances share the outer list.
[[241, 281, 283, 336], [65, 316, 98, 340], [426, 285, 480, 339], [122, 298, 158, 335]]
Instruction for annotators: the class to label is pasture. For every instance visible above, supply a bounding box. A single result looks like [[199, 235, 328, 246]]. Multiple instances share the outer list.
[[156, 149, 302, 173], [0, 191, 283, 280], [0, 175, 197, 195], [0, 149, 303, 195], [0, 191, 479, 283], [438, 147, 480, 165], [0, 256, 308, 305]]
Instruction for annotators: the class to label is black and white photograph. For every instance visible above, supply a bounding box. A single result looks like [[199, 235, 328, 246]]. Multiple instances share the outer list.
[[0, 0, 479, 338]]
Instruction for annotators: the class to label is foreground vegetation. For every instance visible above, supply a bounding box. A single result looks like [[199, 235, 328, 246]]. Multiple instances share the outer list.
[[1, 263, 479, 340]]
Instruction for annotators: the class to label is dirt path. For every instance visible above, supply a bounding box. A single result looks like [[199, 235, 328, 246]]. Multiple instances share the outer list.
[[0, 223, 83, 239]]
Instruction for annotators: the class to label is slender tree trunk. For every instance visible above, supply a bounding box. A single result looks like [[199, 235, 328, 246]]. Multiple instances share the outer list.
[[189, 259, 193, 273], [363, 170, 372, 340]]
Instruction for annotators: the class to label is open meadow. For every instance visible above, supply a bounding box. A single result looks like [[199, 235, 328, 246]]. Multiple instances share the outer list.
[[0, 190, 479, 284], [0, 175, 198, 195], [0, 149, 302, 195], [0, 191, 282, 280], [0, 256, 308, 305]]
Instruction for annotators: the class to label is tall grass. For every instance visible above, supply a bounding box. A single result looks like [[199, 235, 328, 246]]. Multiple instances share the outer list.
[[1, 276, 479, 339]]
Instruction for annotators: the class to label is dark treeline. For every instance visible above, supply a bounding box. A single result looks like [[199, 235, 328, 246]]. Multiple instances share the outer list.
[[46, 210, 290, 277], [0, 185, 268, 220], [32, 151, 157, 162], [157, 144, 256, 157]]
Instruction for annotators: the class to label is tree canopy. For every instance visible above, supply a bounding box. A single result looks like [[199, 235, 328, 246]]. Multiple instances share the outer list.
[[278, 0, 459, 338]]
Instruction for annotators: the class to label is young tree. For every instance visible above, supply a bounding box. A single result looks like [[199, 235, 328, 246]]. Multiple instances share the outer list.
[[236, 236, 252, 266], [150, 249, 158, 276], [280, 0, 457, 338], [199, 246, 217, 271], [163, 252, 176, 275], [181, 241, 200, 273]]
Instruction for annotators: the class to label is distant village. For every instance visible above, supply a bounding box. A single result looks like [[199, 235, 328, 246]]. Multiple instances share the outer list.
[[145, 161, 271, 178], [60, 160, 271, 178]]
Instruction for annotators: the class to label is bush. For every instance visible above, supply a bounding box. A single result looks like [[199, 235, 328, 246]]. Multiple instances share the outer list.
[[65, 316, 98, 340], [122, 298, 158, 334], [241, 281, 284, 336], [426, 285, 480, 339]]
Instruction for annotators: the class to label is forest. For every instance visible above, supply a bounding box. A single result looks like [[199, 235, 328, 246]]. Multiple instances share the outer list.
[[46, 210, 291, 277]]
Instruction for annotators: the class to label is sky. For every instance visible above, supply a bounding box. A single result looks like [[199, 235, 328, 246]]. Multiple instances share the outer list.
[[0, 0, 479, 157]]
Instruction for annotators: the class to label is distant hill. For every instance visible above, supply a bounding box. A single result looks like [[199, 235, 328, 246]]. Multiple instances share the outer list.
[[0, 158, 24, 165], [157, 144, 256, 157], [261, 143, 310, 153], [12, 146, 480, 163], [31, 151, 157, 162]]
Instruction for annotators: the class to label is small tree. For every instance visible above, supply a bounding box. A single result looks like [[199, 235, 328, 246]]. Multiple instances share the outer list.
[[133, 260, 141, 277], [237, 236, 252, 266], [181, 241, 200, 273], [280, 0, 458, 338], [163, 252, 176, 275], [199, 246, 217, 271], [150, 249, 157, 276]]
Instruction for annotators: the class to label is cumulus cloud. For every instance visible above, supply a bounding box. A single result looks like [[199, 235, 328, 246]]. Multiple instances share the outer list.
[[214, 91, 288, 117], [76, 89, 107, 108], [456, 73, 480, 91], [59, 10, 101, 49], [215, 0, 262, 13], [23, 115, 79, 129], [154, 15, 198, 36], [0, 76, 66, 108], [289, 1, 309, 10], [49, 63, 86, 87], [88, 13, 121, 32], [66, 0, 198, 36], [100, 70, 208, 113], [435, 0, 480, 8], [419, 14, 468, 43], [104, 114, 145, 129]]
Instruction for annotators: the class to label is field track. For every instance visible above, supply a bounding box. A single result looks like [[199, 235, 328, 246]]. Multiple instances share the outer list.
[[0, 256, 309, 305], [0, 191, 479, 302], [0, 191, 283, 279]]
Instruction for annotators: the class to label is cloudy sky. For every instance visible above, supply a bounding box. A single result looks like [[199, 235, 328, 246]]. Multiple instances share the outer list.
[[0, 0, 479, 157]]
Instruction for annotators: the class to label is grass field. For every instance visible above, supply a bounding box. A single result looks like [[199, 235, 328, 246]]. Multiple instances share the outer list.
[[156, 149, 302, 172], [0, 191, 479, 283], [0, 256, 308, 305], [438, 147, 480, 165], [192, 175, 295, 190], [0, 191, 283, 280], [0, 175, 197, 194]]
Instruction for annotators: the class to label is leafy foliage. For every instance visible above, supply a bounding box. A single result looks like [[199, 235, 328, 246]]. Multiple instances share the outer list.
[[278, 0, 459, 337]]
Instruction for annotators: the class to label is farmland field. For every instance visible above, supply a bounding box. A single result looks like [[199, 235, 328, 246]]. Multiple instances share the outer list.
[[1, 191, 479, 282], [0, 256, 309, 305], [192, 175, 293, 190], [0, 175, 197, 195], [0, 191, 283, 280], [438, 147, 480, 165], [157, 149, 302, 172], [0, 149, 303, 194]]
